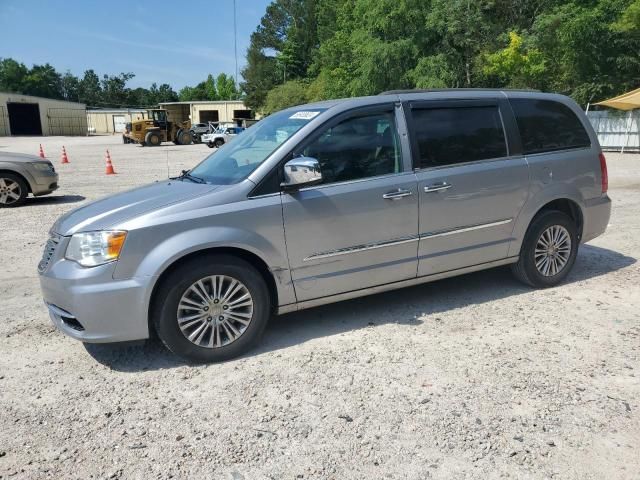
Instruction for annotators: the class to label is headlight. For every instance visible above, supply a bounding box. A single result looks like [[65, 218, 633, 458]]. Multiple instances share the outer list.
[[30, 162, 54, 172], [65, 231, 127, 267]]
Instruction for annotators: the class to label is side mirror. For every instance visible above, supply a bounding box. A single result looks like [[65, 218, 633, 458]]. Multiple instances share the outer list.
[[282, 157, 323, 191]]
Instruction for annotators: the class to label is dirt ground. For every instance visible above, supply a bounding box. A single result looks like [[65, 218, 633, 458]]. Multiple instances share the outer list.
[[0, 135, 638, 480]]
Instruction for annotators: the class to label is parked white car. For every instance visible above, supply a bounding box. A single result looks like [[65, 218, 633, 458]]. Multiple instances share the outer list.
[[202, 126, 245, 148]]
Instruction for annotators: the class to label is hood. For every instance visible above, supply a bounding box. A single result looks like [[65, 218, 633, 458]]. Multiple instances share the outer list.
[[53, 180, 220, 235], [0, 152, 49, 164]]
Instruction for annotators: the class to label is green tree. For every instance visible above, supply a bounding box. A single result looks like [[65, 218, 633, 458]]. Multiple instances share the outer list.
[[263, 79, 309, 114], [613, 0, 640, 32], [156, 83, 178, 103], [22, 63, 62, 99], [178, 82, 208, 101], [0, 58, 29, 93], [60, 71, 80, 102], [482, 31, 546, 88], [100, 72, 135, 107], [241, 0, 318, 109], [531, 1, 640, 104], [204, 74, 218, 100], [78, 70, 102, 106], [216, 73, 238, 100]]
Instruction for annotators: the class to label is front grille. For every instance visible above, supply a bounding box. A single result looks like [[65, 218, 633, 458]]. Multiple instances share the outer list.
[[38, 233, 61, 273]]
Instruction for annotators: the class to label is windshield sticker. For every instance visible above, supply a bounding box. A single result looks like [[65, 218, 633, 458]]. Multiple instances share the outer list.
[[289, 111, 321, 120]]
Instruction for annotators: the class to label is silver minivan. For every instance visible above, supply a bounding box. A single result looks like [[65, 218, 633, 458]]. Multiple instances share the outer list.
[[38, 90, 611, 362]]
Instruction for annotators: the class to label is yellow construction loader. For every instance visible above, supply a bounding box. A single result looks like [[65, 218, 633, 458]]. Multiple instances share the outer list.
[[122, 109, 192, 146]]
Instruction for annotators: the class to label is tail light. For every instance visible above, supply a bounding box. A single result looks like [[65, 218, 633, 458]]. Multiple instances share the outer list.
[[599, 152, 608, 194]]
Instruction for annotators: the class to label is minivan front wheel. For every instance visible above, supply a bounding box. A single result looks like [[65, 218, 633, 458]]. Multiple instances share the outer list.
[[512, 210, 578, 288], [153, 255, 270, 362], [0, 173, 28, 208]]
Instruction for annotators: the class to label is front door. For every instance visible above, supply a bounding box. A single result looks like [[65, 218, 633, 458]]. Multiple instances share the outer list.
[[282, 105, 419, 302], [406, 99, 530, 276]]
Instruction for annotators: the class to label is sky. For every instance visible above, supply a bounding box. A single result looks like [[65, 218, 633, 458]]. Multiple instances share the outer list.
[[0, 0, 272, 90]]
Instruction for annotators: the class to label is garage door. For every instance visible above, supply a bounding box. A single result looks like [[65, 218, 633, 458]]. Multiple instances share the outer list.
[[199, 110, 219, 123], [47, 108, 87, 135], [113, 115, 126, 133], [8, 103, 42, 135]]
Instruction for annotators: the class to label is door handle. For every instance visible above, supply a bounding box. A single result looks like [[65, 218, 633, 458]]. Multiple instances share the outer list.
[[383, 189, 413, 200], [424, 182, 452, 193]]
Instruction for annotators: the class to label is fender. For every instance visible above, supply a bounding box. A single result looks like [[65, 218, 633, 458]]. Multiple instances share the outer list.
[[508, 182, 585, 257]]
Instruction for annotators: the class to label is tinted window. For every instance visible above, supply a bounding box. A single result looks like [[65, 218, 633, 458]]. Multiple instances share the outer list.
[[511, 99, 591, 154], [302, 111, 402, 185], [411, 106, 507, 168], [190, 107, 325, 185]]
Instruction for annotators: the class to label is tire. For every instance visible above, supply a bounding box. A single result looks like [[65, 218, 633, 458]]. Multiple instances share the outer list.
[[511, 210, 578, 288], [0, 173, 28, 208], [145, 131, 161, 146], [152, 254, 271, 363], [179, 130, 192, 145], [207, 142, 214, 148], [214, 139, 224, 148]]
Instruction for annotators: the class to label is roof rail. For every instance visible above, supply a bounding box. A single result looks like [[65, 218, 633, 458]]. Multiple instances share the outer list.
[[378, 88, 540, 95]]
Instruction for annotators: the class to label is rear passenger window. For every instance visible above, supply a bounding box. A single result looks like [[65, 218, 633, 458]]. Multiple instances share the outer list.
[[511, 99, 591, 154], [411, 106, 507, 168]]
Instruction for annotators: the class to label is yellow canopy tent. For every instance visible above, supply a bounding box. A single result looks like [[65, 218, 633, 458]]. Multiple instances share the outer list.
[[595, 87, 640, 110], [594, 87, 640, 152]]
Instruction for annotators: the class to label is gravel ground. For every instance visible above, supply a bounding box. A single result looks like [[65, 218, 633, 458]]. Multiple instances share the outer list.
[[0, 135, 638, 480]]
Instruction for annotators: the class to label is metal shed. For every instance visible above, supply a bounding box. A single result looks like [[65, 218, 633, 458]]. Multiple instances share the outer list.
[[86, 109, 149, 134], [0, 92, 87, 136], [158, 100, 254, 127]]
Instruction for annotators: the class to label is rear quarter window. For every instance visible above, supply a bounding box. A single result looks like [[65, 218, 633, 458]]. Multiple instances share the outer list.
[[510, 99, 591, 155]]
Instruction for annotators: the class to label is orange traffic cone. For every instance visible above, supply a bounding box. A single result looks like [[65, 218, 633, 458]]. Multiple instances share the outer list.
[[39, 144, 46, 158], [105, 150, 116, 175], [61, 146, 70, 164]]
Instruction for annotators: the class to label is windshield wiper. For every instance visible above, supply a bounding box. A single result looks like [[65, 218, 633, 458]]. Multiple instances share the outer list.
[[174, 169, 206, 184]]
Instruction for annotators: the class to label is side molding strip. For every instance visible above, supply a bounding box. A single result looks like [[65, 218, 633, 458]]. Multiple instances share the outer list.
[[303, 219, 513, 262], [420, 219, 512, 239], [303, 235, 419, 262]]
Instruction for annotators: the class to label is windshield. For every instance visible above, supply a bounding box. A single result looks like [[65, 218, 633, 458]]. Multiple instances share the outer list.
[[189, 108, 325, 185]]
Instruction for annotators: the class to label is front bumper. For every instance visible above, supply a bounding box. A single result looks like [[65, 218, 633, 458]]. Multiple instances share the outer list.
[[38, 236, 153, 343], [31, 171, 59, 196]]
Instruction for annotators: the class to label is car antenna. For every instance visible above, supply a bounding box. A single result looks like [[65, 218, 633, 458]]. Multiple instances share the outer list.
[[166, 149, 170, 179]]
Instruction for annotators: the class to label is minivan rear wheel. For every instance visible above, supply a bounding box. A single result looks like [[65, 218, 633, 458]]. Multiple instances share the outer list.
[[512, 210, 578, 288], [152, 255, 270, 362]]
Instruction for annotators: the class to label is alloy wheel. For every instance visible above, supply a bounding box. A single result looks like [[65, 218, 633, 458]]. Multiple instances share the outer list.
[[177, 275, 254, 348], [0, 178, 22, 206], [534, 225, 572, 277]]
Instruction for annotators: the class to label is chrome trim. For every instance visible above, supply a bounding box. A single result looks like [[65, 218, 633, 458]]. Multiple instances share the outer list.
[[278, 256, 519, 314], [45, 302, 76, 319], [303, 235, 419, 262], [420, 219, 512, 239], [302, 219, 512, 262], [382, 189, 413, 199], [424, 183, 452, 193], [37, 233, 61, 274], [298, 171, 415, 192]]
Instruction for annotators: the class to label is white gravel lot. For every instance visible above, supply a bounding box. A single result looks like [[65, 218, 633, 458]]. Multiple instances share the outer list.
[[0, 135, 638, 480]]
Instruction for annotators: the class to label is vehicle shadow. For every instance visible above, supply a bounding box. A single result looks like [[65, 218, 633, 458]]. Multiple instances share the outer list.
[[84, 244, 635, 372], [26, 194, 86, 205]]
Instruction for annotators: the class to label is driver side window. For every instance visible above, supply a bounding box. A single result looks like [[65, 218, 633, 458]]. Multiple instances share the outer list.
[[302, 111, 402, 185]]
